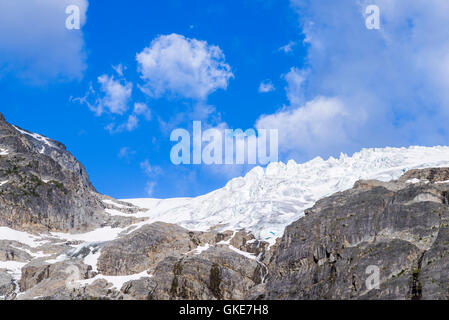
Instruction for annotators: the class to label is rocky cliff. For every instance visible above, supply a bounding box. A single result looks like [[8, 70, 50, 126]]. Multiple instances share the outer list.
[[1, 112, 449, 300], [0, 112, 104, 232], [265, 168, 449, 299]]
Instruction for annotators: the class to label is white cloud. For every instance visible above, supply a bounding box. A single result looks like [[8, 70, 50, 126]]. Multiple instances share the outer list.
[[256, 0, 449, 161], [278, 41, 296, 53], [256, 96, 361, 158], [144, 181, 157, 197], [124, 115, 139, 131], [112, 64, 126, 77], [133, 102, 152, 120], [140, 160, 163, 176], [96, 75, 133, 116], [258, 80, 275, 93], [118, 147, 136, 159], [0, 0, 88, 82], [106, 114, 139, 134], [140, 160, 163, 196], [136, 33, 234, 100], [284, 67, 306, 106]]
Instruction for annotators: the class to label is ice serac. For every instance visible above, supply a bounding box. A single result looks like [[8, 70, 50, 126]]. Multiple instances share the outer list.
[[123, 145, 449, 244], [0, 112, 105, 232]]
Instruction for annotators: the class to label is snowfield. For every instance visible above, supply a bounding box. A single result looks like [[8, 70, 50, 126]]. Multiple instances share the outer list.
[[121, 146, 449, 245]]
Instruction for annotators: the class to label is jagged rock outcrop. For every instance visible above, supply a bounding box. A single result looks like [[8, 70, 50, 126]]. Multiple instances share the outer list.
[[265, 168, 449, 300], [97, 222, 212, 276], [121, 245, 262, 300], [0, 112, 108, 232], [0, 112, 142, 232]]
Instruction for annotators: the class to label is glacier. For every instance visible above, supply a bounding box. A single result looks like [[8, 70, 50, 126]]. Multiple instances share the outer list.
[[122, 146, 449, 245]]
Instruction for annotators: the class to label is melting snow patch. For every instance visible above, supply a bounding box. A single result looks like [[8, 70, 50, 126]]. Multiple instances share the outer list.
[[0, 261, 27, 282], [77, 270, 151, 290], [0, 180, 9, 187], [0, 148, 8, 156], [83, 249, 101, 273], [185, 243, 211, 255], [406, 178, 421, 184], [103, 199, 133, 209], [0, 227, 47, 248], [13, 126, 60, 150], [227, 245, 257, 260], [51, 226, 125, 243], [104, 208, 129, 217]]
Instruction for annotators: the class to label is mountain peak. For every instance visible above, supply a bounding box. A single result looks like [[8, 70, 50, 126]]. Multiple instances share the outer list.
[[0, 115, 105, 232]]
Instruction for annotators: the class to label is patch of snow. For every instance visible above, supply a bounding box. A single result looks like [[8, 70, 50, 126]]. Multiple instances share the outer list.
[[185, 243, 210, 255], [13, 126, 60, 150], [0, 148, 8, 156], [102, 199, 133, 209], [10, 245, 50, 260], [0, 227, 47, 248], [226, 245, 257, 260], [406, 178, 421, 184], [0, 261, 27, 282], [104, 208, 129, 217], [83, 249, 101, 273], [44, 254, 67, 264], [51, 226, 125, 243], [0, 180, 9, 187], [77, 270, 151, 290]]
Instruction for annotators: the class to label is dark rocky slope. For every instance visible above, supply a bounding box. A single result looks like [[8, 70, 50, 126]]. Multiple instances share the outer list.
[[0, 112, 129, 232], [265, 168, 449, 299]]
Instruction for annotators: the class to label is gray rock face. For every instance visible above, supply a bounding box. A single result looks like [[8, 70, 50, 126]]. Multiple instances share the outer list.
[[0, 241, 33, 262], [97, 222, 211, 276], [0, 112, 107, 232], [121, 245, 261, 300], [0, 270, 15, 298], [265, 170, 449, 300]]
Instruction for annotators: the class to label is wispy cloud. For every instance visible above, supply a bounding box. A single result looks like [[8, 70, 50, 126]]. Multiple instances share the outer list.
[[278, 41, 296, 53], [140, 159, 163, 196], [258, 80, 275, 93], [118, 147, 136, 159]]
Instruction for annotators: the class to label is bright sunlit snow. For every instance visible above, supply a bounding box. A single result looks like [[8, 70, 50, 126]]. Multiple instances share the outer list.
[[121, 146, 449, 245]]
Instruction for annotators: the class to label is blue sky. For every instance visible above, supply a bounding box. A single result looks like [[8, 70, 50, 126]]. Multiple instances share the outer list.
[[2, 0, 449, 199]]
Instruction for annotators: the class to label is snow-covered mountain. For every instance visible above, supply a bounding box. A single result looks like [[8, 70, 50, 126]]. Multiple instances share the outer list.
[[120, 146, 449, 245], [5, 112, 449, 300]]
